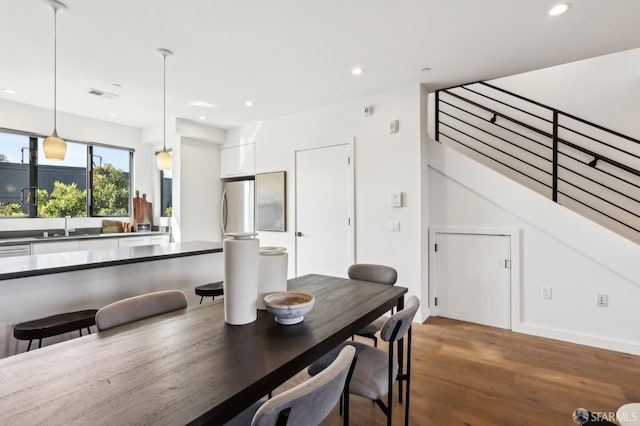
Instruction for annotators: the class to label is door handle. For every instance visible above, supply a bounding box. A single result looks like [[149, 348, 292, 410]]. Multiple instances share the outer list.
[[220, 190, 228, 234], [296, 232, 304, 237]]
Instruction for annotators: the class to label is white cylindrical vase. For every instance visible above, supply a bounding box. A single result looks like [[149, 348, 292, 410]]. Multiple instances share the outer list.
[[223, 233, 259, 325], [257, 247, 288, 310]]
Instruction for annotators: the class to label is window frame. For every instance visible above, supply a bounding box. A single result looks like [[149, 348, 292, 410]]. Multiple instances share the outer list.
[[0, 127, 134, 219]]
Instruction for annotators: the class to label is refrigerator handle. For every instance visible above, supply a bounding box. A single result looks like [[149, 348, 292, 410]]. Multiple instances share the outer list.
[[220, 189, 228, 234]]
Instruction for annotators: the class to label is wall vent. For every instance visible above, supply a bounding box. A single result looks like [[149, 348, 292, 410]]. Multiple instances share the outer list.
[[87, 88, 120, 99]]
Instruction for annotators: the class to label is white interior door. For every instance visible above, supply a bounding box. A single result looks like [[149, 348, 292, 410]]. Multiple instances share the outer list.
[[434, 232, 511, 329], [295, 144, 353, 277]]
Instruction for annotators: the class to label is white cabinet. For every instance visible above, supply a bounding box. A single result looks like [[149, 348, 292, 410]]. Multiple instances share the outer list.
[[78, 238, 119, 250], [0, 245, 31, 258], [118, 236, 152, 247], [32, 240, 80, 254], [220, 144, 255, 178], [151, 235, 171, 245]]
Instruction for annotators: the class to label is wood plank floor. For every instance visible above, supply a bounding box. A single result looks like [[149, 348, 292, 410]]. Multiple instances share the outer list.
[[274, 317, 640, 425]]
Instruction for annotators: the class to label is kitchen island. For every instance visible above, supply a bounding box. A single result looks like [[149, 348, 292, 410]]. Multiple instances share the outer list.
[[0, 241, 223, 358]]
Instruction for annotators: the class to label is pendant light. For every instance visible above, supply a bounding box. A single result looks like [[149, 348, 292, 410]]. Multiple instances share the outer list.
[[43, 0, 67, 160], [156, 48, 173, 170]]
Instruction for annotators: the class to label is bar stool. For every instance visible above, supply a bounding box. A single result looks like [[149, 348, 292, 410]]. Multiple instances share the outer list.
[[195, 281, 224, 304], [13, 309, 98, 352]]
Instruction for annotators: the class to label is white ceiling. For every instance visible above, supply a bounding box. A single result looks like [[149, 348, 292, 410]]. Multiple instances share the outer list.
[[1, 0, 639, 131]]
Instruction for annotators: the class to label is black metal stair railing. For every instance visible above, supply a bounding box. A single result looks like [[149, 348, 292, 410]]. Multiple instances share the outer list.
[[435, 81, 640, 239]]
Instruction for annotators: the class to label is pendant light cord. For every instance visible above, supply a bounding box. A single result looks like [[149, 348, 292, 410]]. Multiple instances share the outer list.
[[163, 53, 166, 152], [53, 7, 58, 132]]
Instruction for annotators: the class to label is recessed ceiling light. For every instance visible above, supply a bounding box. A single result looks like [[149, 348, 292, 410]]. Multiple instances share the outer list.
[[108, 113, 118, 118], [112, 83, 122, 88], [2, 88, 16, 95], [199, 116, 207, 120], [188, 100, 216, 108], [421, 67, 431, 72], [245, 101, 254, 107], [352, 67, 363, 76], [548, 3, 570, 16]]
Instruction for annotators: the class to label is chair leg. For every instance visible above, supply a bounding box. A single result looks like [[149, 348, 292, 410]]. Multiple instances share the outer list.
[[405, 327, 412, 426], [398, 338, 402, 403], [343, 353, 357, 426], [387, 338, 394, 426], [343, 392, 349, 426], [397, 296, 405, 403]]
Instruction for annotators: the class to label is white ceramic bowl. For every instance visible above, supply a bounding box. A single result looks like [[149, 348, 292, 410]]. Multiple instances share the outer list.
[[263, 291, 315, 325]]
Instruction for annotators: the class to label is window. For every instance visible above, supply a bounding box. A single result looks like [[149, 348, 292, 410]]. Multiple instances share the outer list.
[[160, 168, 172, 217], [0, 132, 32, 217], [37, 139, 87, 217], [90, 145, 132, 216], [0, 129, 133, 218]]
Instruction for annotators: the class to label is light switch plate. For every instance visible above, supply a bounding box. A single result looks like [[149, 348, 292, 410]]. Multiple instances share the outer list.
[[390, 191, 402, 208]]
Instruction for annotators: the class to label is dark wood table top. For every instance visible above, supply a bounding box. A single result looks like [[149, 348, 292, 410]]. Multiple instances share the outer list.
[[0, 241, 223, 281], [0, 274, 407, 425]]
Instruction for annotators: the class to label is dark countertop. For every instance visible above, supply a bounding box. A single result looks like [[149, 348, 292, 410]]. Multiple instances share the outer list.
[[0, 241, 223, 281], [0, 231, 170, 247]]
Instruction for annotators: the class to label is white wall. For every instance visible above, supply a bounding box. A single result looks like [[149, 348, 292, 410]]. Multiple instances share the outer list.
[[429, 140, 640, 355], [230, 85, 426, 315], [489, 48, 640, 141], [0, 98, 152, 231], [171, 137, 221, 243]]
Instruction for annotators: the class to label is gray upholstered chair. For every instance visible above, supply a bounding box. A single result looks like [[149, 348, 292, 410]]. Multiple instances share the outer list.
[[309, 295, 420, 426], [348, 263, 398, 347], [226, 345, 357, 426], [95, 290, 188, 331]]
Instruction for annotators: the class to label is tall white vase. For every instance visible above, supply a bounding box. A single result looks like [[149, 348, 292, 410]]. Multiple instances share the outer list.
[[223, 233, 259, 325], [257, 247, 288, 310]]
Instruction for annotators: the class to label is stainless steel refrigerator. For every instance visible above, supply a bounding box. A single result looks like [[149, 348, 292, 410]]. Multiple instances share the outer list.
[[221, 180, 255, 235]]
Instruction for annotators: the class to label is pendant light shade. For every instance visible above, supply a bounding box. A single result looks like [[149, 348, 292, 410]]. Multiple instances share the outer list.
[[44, 0, 67, 160], [156, 150, 172, 170], [156, 48, 173, 171], [43, 130, 67, 160]]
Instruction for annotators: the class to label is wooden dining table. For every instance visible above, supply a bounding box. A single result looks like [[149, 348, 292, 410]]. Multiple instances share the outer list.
[[0, 273, 407, 425]]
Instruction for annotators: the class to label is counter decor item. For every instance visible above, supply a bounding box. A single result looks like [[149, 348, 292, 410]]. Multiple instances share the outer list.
[[263, 291, 315, 325], [257, 246, 288, 310], [223, 232, 259, 325], [132, 190, 153, 231]]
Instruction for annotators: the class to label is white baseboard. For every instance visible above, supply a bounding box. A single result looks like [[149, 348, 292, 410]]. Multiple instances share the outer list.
[[513, 322, 640, 356]]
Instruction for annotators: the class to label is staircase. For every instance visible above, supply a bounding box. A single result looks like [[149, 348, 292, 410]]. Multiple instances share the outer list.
[[435, 82, 640, 244]]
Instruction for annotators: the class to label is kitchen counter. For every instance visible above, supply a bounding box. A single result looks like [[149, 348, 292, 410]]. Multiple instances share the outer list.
[[0, 241, 222, 281], [0, 240, 224, 358], [0, 231, 169, 247]]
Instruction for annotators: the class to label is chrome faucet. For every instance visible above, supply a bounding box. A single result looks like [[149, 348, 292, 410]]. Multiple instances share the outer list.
[[64, 215, 75, 236]]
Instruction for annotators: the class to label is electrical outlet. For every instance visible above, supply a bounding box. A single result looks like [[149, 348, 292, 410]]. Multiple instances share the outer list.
[[597, 294, 609, 307], [541, 286, 552, 300]]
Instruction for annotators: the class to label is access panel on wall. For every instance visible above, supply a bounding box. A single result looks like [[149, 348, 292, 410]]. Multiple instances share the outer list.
[[256, 171, 286, 232]]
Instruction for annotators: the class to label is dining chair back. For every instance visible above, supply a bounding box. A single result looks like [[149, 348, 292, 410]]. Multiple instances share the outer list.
[[348, 263, 398, 347], [308, 295, 420, 426], [226, 345, 357, 426], [254, 345, 356, 426], [348, 264, 397, 286], [95, 290, 188, 331]]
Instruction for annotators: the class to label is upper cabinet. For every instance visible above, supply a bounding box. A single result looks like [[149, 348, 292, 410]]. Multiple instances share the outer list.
[[220, 144, 255, 178]]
